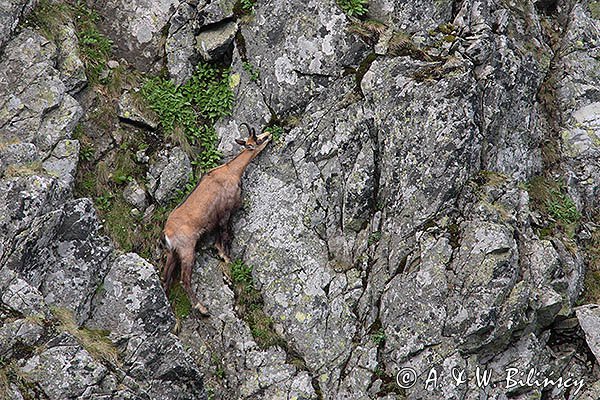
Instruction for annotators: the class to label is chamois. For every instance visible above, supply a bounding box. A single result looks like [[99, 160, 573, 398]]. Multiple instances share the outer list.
[[161, 124, 271, 316]]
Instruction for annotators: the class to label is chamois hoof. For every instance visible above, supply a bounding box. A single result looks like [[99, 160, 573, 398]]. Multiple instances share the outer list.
[[220, 262, 232, 285], [173, 318, 182, 334], [194, 302, 210, 317]]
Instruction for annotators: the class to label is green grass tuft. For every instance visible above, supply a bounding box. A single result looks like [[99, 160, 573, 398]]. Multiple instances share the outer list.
[[168, 282, 192, 319], [527, 176, 581, 238]]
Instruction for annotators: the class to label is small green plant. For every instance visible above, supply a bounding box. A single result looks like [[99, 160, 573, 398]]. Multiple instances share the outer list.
[[80, 143, 95, 162], [527, 176, 581, 238], [372, 328, 386, 345], [212, 354, 226, 379], [112, 173, 133, 185], [231, 259, 254, 289], [206, 386, 215, 400], [95, 194, 113, 210], [546, 190, 581, 225], [142, 63, 234, 171], [242, 61, 260, 82], [240, 0, 257, 12], [374, 365, 386, 377], [368, 231, 382, 245], [264, 125, 284, 142], [337, 0, 368, 17], [77, 19, 113, 83]]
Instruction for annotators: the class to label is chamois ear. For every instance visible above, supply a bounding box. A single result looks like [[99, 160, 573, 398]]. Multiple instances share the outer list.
[[235, 138, 246, 146], [239, 123, 251, 137], [250, 127, 257, 140]]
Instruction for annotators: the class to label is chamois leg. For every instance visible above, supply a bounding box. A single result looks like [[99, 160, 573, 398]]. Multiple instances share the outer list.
[[214, 222, 232, 263], [162, 251, 177, 296], [179, 248, 209, 316], [214, 218, 233, 283]]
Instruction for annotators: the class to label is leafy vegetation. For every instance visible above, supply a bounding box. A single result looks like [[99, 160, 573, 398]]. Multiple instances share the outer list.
[[372, 328, 386, 345], [230, 260, 284, 348], [264, 124, 284, 142], [242, 61, 260, 82], [74, 5, 113, 83], [527, 176, 581, 238], [231, 259, 254, 289], [141, 63, 234, 171], [337, 0, 368, 17], [238, 0, 257, 13]]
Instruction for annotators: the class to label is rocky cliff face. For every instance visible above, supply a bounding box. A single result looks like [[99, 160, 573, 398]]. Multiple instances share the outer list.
[[1, 0, 599, 399]]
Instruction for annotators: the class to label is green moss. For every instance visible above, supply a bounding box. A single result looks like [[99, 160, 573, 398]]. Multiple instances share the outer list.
[[368, 231, 382, 245], [25, 0, 71, 41], [443, 34, 457, 42], [101, 195, 136, 251], [168, 282, 192, 319], [230, 260, 284, 348], [590, 1, 600, 19]]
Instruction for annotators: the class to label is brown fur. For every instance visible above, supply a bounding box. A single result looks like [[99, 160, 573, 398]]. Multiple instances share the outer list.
[[162, 127, 271, 315]]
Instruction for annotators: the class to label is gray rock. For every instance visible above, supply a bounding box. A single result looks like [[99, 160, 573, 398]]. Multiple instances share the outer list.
[[56, 21, 87, 93], [0, 142, 38, 176], [147, 146, 192, 205], [0, 0, 36, 48], [19, 333, 115, 400], [92, 0, 180, 72], [241, 0, 369, 114], [89, 253, 175, 336], [123, 179, 148, 210], [0, 318, 45, 359], [166, 1, 200, 85], [42, 139, 80, 189], [216, 47, 272, 159], [200, 0, 233, 25], [196, 21, 238, 61], [576, 305, 600, 364], [118, 90, 159, 129]]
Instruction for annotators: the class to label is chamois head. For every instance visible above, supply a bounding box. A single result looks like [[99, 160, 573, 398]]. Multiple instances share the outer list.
[[235, 123, 271, 150]]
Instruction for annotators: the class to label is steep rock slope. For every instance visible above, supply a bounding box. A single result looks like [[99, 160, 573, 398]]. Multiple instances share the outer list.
[[0, 0, 599, 399]]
